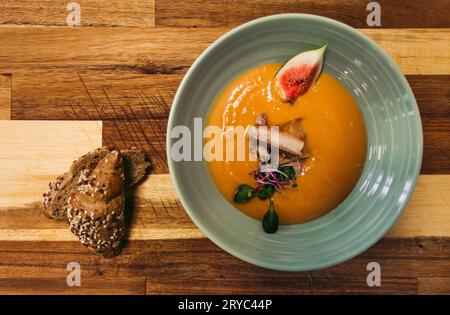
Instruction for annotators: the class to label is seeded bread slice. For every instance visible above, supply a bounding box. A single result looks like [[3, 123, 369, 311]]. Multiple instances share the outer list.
[[121, 148, 150, 186], [42, 147, 149, 221], [42, 147, 111, 220], [68, 151, 126, 257]]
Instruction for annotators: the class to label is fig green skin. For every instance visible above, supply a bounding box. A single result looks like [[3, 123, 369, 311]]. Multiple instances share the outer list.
[[275, 44, 327, 103]]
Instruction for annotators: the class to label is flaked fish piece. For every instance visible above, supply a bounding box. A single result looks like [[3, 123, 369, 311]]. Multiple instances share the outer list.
[[280, 118, 305, 141], [279, 151, 309, 165], [255, 113, 268, 126], [248, 126, 304, 156], [279, 118, 309, 162], [251, 113, 270, 161]]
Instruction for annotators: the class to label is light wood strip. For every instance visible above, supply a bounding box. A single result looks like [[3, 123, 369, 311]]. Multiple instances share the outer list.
[[0, 0, 155, 28], [0, 228, 203, 241], [360, 29, 450, 75], [0, 167, 448, 240], [388, 175, 450, 237], [418, 277, 450, 295], [0, 121, 102, 207], [0, 74, 11, 119], [0, 28, 448, 75]]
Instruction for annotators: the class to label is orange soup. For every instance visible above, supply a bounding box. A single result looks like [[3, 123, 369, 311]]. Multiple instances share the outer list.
[[207, 64, 367, 224]]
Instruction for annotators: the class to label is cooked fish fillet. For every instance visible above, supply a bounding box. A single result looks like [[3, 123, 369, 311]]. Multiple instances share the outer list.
[[248, 126, 304, 156]]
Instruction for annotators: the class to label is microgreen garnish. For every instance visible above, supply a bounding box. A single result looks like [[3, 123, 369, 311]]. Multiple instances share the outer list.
[[256, 185, 275, 201], [262, 200, 279, 234], [233, 154, 303, 233], [252, 162, 301, 191], [234, 184, 256, 204]]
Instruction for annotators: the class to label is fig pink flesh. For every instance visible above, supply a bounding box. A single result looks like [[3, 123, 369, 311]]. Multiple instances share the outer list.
[[278, 64, 318, 101]]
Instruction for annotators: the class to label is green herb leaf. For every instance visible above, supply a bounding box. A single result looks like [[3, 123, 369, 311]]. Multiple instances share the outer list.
[[262, 200, 279, 234], [256, 184, 275, 200], [233, 184, 255, 204], [279, 165, 296, 180]]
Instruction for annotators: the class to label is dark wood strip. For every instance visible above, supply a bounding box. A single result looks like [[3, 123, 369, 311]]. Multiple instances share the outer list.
[[408, 75, 450, 174], [0, 0, 155, 27], [103, 119, 167, 174], [411, 76, 450, 121], [0, 237, 449, 294], [0, 277, 146, 295], [0, 74, 11, 119], [423, 121, 450, 174], [12, 73, 448, 123], [11, 71, 180, 121], [146, 277, 418, 295], [147, 278, 419, 295], [156, 0, 450, 28]]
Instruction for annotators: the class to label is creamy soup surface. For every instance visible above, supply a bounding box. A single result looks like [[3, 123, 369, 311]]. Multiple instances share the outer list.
[[207, 64, 367, 224]]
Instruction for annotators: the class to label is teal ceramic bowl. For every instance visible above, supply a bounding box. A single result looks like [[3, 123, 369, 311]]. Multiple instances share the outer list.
[[167, 14, 423, 271]]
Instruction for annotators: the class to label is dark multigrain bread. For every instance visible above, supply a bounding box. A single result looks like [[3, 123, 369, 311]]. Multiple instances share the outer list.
[[121, 148, 151, 187], [67, 151, 126, 258], [42, 147, 111, 220], [42, 147, 149, 221]]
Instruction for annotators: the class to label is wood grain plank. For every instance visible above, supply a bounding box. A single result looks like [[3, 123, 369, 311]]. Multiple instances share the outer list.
[[0, 174, 200, 239], [9, 70, 176, 174], [0, 27, 218, 74], [0, 0, 155, 27], [418, 277, 450, 295], [0, 121, 102, 207], [362, 29, 450, 75], [388, 175, 450, 237], [0, 237, 448, 294], [0, 28, 448, 75], [146, 277, 418, 295], [156, 0, 450, 28], [0, 277, 146, 295], [3, 27, 449, 174], [11, 71, 179, 121], [145, 237, 448, 294], [409, 75, 450, 174], [423, 121, 450, 174], [0, 74, 11, 119], [9, 73, 450, 174], [145, 238, 445, 295], [0, 174, 448, 240], [103, 119, 167, 174], [10, 74, 448, 123], [0, 229, 202, 241]]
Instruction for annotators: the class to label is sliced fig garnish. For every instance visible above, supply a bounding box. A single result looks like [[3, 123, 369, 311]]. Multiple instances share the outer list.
[[275, 44, 327, 103]]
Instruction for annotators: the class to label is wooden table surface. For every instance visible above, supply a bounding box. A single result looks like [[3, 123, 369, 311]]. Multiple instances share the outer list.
[[0, 0, 449, 295]]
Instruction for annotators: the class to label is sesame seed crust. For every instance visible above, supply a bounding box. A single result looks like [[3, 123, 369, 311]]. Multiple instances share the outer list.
[[67, 151, 126, 258], [41, 147, 149, 221]]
